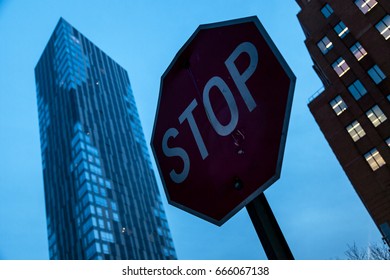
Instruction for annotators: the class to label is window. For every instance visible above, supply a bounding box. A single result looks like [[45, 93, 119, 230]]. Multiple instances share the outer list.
[[386, 138, 390, 147], [84, 135, 91, 144], [113, 212, 119, 221], [83, 205, 95, 219], [98, 218, 105, 229], [367, 65, 386, 84], [71, 132, 84, 148], [321, 4, 334, 18], [380, 223, 390, 245], [96, 207, 103, 217], [364, 148, 386, 171], [102, 243, 109, 254], [93, 184, 99, 194], [77, 181, 91, 199], [350, 42, 367, 61], [82, 217, 96, 234], [86, 230, 99, 245], [86, 145, 99, 156], [79, 171, 90, 184], [332, 57, 350, 77], [366, 105, 387, 127], [77, 161, 88, 175], [330, 96, 348, 115], [346, 121, 366, 142], [100, 231, 114, 243], [334, 21, 349, 38], [317, 36, 333, 54], [348, 80, 367, 100], [355, 0, 378, 14], [89, 164, 102, 175], [376, 15, 390, 40], [95, 196, 108, 207], [85, 242, 101, 259]]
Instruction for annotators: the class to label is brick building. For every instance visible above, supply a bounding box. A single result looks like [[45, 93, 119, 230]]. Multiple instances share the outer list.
[[296, 0, 390, 245]]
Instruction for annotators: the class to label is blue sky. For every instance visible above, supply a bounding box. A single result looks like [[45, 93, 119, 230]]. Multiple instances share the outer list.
[[0, 0, 382, 260]]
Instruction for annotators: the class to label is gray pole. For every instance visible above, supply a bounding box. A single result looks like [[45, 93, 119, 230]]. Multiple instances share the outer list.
[[246, 193, 294, 260]]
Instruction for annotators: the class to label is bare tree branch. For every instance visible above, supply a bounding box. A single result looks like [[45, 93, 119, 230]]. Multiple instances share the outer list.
[[345, 242, 390, 260]]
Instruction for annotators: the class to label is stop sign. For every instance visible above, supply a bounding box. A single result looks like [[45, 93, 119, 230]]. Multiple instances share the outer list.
[[151, 16, 295, 226]]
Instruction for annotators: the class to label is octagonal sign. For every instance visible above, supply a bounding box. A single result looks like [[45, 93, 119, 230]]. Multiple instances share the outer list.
[[151, 16, 295, 226]]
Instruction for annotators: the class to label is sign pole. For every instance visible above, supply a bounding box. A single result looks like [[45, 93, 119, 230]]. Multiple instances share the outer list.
[[246, 193, 294, 260]]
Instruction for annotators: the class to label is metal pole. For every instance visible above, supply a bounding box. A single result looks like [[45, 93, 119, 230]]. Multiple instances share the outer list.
[[246, 193, 294, 260]]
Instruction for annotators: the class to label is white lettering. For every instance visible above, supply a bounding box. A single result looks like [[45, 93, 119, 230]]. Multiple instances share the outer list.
[[203, 76, 238, 136], [178, 99, 209, 160], [225, 41, 258, 112], [161, 41, 259, 184], [162, 128, 190, 183]]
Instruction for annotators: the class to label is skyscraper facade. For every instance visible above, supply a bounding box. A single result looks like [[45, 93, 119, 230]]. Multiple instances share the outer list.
[[296, 0, 390, 246], [34, 18, 176, 259]]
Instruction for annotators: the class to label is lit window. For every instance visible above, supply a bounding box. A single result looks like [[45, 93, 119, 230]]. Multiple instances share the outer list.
[[364, 148, 386, 171], [366, 105, 387, 127], [350, 42, 367, 61], [321, 4, 334, 18], [348, 80, 367, 100], [332, 57, 350, 77], [317, 36, 333, 54], [346, 121, 366, 142], [330, 96, 348, 115], [367, 65, 386, 84], [376, 15, 390, 40], [334, 21, 349, 38], [355, 0, 378, 14]]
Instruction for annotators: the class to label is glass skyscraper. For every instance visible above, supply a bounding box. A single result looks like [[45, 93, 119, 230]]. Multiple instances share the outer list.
[[34, 18, 176, 260]]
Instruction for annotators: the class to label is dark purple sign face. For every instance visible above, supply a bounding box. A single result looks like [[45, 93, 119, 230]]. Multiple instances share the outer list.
[[151, 16, 295, 226]]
